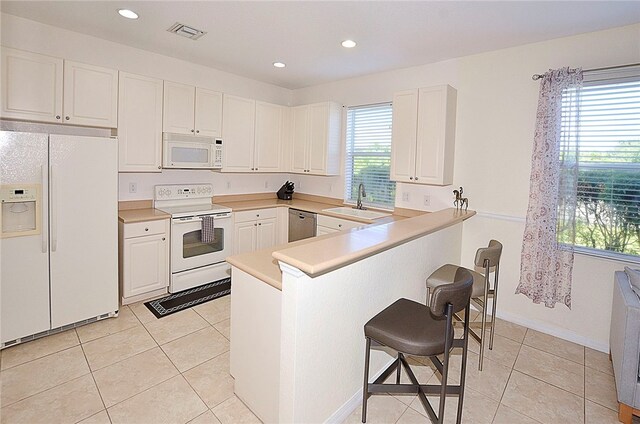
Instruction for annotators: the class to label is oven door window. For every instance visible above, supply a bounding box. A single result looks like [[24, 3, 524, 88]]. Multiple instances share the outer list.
[[183, 228, 225, 258]]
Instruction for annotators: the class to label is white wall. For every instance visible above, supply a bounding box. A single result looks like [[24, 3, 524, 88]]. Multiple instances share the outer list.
[[0, 12, 294, 200], [292, 23, 640, 351]]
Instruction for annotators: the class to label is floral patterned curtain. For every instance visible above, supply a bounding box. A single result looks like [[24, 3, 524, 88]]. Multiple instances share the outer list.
[[517, 67, 583, 308]]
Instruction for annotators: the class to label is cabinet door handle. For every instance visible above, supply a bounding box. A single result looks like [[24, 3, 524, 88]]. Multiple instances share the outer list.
[[65, 116, 70, 121], [415, 177, 419, 181], [162, 237, 166, 241], [191, 129, 195, 133], [196, 130, 200, 133], [254, 223, 257, 227], [258, 223, 262, 226], [338, 224, 342, 228], [409, 177, 413, 180], [145, 228, 149, 231], [158, 166, 161, 169], [55, 115, 61, 120]]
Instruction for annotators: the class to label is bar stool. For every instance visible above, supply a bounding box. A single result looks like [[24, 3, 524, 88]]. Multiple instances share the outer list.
[[362, 268, 473, 424], [426, 240, 503, 371]]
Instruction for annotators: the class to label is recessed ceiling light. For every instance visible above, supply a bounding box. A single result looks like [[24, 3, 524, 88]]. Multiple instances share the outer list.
[[273, 62, 286, 68], [118, 9, 138, 20], [341, 39, 357, 48]]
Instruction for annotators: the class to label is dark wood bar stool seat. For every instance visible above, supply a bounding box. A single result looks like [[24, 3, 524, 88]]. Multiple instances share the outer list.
[[361, 268, 474, 424]]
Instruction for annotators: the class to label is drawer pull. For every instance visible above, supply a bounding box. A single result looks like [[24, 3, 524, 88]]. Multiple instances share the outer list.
[[145, 228, 149, 231]]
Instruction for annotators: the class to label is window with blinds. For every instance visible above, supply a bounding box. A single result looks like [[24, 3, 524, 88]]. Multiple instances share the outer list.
[[559, 67, 640, 257], [345, 103, 396, 208]]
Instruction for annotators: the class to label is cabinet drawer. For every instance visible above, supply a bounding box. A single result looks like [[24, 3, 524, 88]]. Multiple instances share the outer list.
[[317, 215, 363, 231], [123, 219, 167, 239], [234, 208, 278, 223]]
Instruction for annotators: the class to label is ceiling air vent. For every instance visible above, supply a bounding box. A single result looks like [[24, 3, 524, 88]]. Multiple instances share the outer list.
[[167, 22, 207, 40]]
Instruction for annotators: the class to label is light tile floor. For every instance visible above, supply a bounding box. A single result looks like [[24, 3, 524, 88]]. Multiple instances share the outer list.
[[0, 298, 632, 424]]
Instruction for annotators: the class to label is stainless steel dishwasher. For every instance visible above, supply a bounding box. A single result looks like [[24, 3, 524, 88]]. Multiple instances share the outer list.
[[288, 209, 317, 242]]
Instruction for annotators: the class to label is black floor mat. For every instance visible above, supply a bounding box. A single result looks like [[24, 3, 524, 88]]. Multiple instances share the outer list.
[[144, 278, 230, 319]]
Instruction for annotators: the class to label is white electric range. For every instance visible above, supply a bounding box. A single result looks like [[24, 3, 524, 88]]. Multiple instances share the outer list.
[[154, 184, 233, 293]]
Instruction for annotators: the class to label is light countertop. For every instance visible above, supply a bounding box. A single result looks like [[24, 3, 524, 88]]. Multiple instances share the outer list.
[[215, 197, 407, 224], [118, 208, 170, 223], [227, 207, 475, 290]]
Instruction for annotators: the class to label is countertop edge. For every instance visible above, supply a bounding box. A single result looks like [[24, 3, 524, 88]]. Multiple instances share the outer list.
[[272, 208, 475, 277], [118, 209, 171, 223], [227, 256, 283, 291]]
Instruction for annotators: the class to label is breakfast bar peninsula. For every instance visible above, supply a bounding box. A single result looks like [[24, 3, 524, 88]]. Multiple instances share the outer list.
[[226, 207, 475, 423]]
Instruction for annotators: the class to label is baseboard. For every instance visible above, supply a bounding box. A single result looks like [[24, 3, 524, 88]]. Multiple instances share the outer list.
[[495, 309, 609, 353], [325, 357, 397, 424]]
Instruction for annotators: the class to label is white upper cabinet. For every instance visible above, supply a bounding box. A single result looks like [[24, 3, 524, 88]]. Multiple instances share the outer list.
[[63, 60, 118, 127], [222, 94, 255, 172], [1, 47, 63, 123], [290, 105, 309, 174], [118, 72, 164, 172], [391, 84, 457, 185], [290, 102, 341, 175], [254, 101, 284, 172], [195, 88, 223, 137], [1, 48, 117, 128], [222, 95, 285, 173], [163, 81, 222, 137], [163, 81, 195, 134]]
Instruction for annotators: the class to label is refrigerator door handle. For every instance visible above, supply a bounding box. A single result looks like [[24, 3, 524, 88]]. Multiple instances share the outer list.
[[50, 165, 57, 252], [41, 164, 48, 253]]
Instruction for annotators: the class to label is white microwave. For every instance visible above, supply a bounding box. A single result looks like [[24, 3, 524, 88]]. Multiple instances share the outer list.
[[162, 133, 223, 169]]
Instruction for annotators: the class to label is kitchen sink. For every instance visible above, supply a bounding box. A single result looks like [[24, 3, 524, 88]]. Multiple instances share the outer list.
[[322, 207, 391, 221]]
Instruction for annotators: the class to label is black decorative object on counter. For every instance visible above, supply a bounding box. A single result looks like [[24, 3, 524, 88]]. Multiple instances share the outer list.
[[454, 186, 469, 211], [277, 181, 295, 200]]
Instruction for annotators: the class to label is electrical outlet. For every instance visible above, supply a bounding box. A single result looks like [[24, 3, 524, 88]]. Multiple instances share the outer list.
[[424, 195, 431, 207], [128, 182, 137, 193], [402, 192, 409, 202]]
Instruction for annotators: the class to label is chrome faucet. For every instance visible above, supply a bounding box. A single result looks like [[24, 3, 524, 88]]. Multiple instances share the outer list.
[[355, 183, 367, 210]]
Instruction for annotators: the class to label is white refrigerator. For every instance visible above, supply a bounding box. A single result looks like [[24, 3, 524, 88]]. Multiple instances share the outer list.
[[0, 131, 118, 346]]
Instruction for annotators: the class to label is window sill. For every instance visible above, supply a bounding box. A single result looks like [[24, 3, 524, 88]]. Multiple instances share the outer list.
[[573, 246, 640, 266]]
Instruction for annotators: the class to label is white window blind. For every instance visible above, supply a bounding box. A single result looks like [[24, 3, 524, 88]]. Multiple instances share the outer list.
[[345, 103, 395, 208], [559, 66, 640, 257]]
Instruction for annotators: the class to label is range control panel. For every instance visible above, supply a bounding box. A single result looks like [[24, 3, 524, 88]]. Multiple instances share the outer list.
[[154, 184, 213, 200]]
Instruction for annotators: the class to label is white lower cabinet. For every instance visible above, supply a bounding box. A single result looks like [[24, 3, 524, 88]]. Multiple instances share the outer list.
[[233, 208, 278, 254], [119, 219, 170, 305], [316, 214, 363, 235]]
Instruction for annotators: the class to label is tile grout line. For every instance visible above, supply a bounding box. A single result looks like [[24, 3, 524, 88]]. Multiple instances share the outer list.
[[78, 332, 108, 413], [494, 329, 544, 424], [583, 348, 587, 424], [492, 330, 523, 422]]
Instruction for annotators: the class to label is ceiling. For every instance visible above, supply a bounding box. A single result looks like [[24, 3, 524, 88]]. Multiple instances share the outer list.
[[2, 1, 640, 90]]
